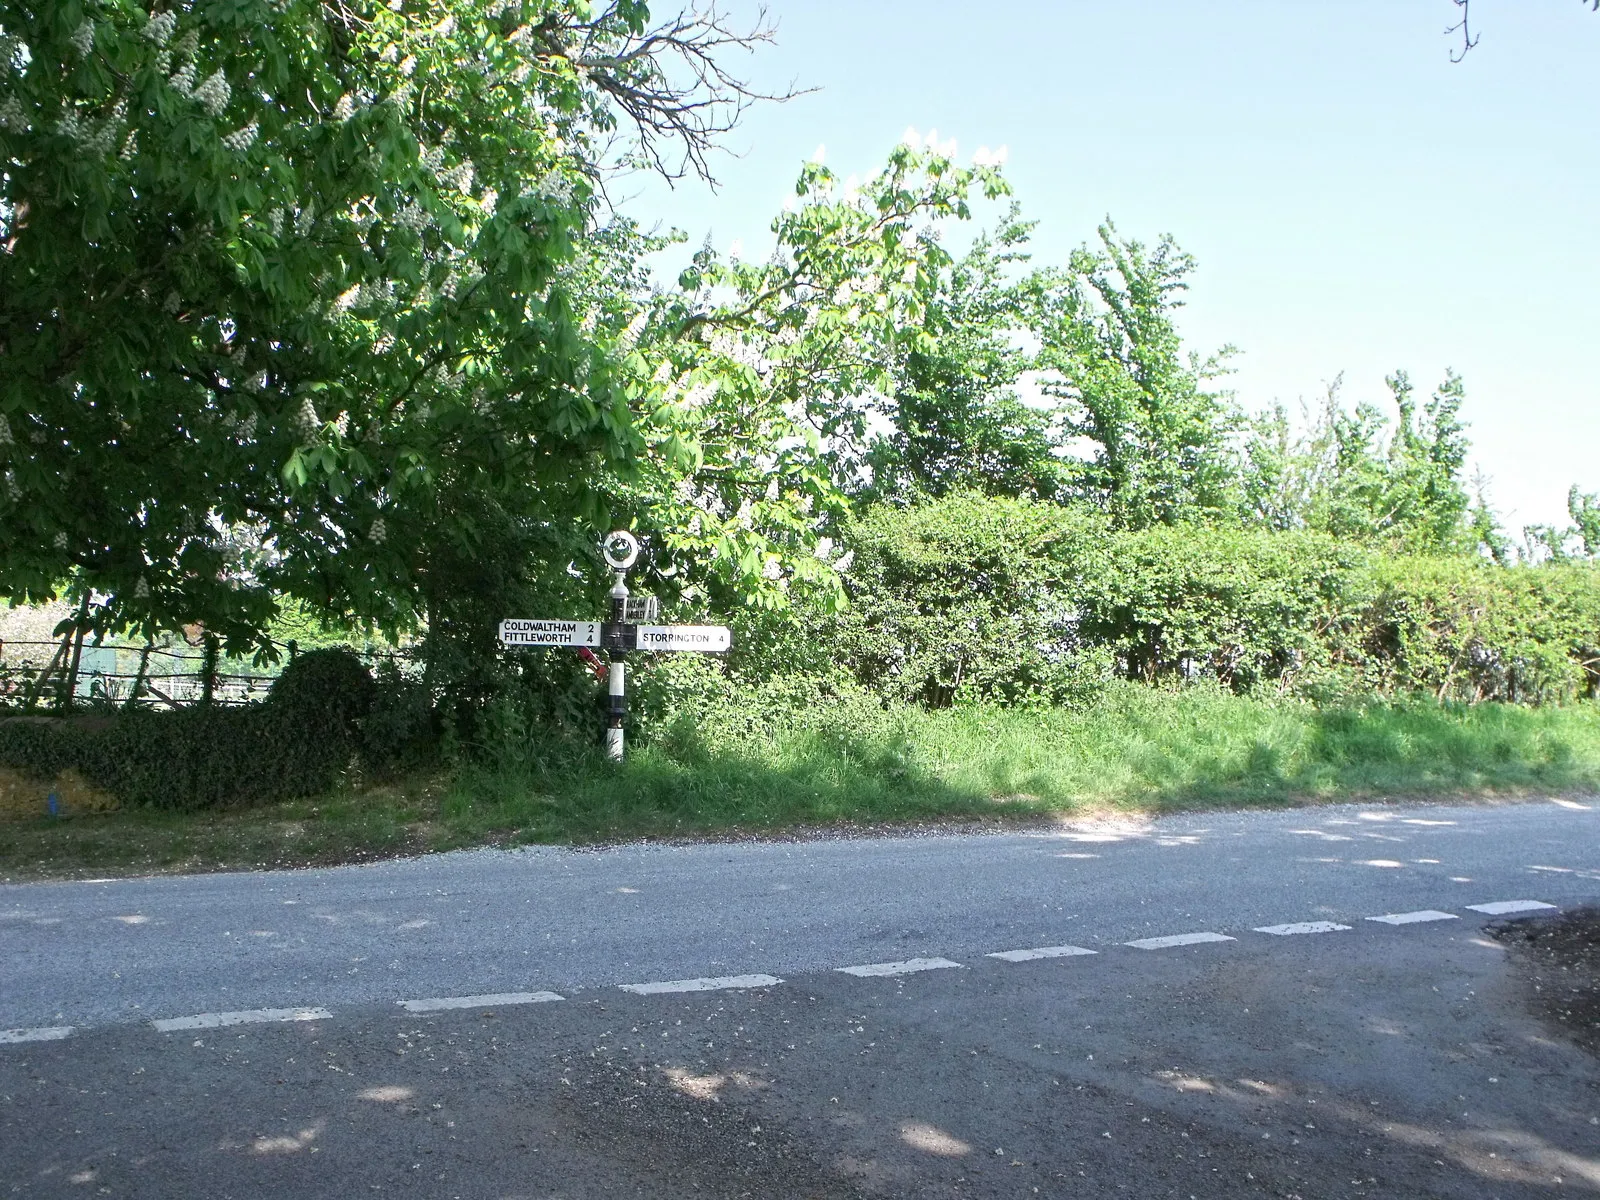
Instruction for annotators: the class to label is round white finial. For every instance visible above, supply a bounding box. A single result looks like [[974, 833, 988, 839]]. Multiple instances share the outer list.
[[602, 530, 640, 571]]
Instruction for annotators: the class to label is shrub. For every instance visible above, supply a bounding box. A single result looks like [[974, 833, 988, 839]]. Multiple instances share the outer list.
[[1340, 557, 1600, 704], [0, 648, 380, 809], [818, 492, 1112, 707], [361, 659, 441, 776], [792, 495, 1600, 708], [1079, 525, 1371, 694]]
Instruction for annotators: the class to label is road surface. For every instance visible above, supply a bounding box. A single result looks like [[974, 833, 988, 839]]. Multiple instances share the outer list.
[[2, 798, 1597, 1197]]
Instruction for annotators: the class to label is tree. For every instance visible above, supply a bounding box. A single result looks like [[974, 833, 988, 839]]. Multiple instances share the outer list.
[[1571, 487, 1600, 557], [1447, 0, 1599, 61], [1033, 222, 1241, 530], [626, 142, 1014, 605], [1523, 485, 1600, 561], [0, 0, 801, 657], [1238, 370, 1479, 554], [861, 210, 1069, 505]]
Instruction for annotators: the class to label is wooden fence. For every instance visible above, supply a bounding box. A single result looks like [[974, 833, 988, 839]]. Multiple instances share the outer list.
[[0, 634, 407, 712]]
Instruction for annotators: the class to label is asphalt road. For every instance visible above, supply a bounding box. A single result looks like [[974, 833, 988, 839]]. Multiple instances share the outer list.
[[2, 798, 1597, 1198]]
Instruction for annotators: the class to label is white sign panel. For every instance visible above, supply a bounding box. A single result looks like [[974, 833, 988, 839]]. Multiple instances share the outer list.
[[636, 624, 731, 653], [499, 619, 600, 648]]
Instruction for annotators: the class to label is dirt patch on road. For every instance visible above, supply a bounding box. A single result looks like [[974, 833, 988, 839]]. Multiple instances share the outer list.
[[1488, 906, 1600, 1056]]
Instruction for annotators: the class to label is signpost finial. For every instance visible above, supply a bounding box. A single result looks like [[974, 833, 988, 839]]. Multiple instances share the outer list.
[[601, 530, 640, 572]]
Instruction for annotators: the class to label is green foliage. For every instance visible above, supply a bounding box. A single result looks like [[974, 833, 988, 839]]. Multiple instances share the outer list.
[[416, 142, 1037, 742], [0, 0, 837, 657], [361, 659, 439, 776], [1524, 486, 1600, 562], [748, 492, 1600, 711], [631, 144, 1013, 609], [1, 0, 583, 648], [267, 644, 375, 735], [6, 686, 1599, 874], [862, 213, 1068, 504], [631, 652, 896, 763], [409, 494, 599, 741], [0, 647, 379, 808], [444, 685, 1600, 846], [1339, 556, 1600, 704], [1078, 525, 1369, 692], [776, 492, 1112, 708], [1036, 222, 1241, 529], [1571, 488, 1600, 558], [1241, 371, 1477, 553]]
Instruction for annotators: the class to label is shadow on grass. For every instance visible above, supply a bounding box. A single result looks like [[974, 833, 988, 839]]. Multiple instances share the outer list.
[[439, 693, 1600, 845], [1130, 697, 1600, 808], [439, 721, 1002, 846], [4, 692, 1596, 878]]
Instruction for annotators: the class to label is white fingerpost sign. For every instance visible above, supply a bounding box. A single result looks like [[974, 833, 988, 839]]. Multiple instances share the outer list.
[[635, 625, 732, 652], [497, 620, 600, 648], [498, 531, 732, 763]]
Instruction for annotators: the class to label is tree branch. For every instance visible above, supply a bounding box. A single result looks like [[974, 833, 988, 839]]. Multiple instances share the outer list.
[[1446, 0, 1479, 61], [558, 4, 811, 186]]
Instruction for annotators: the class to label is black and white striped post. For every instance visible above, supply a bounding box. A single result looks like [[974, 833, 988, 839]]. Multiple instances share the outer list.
[[600, 531, 639, 762], [496, 531, 732, 765]]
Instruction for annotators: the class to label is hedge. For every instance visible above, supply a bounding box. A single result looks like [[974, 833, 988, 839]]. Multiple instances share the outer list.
[[0, 648, 382, 810], [812, 493, 1111, 707], [1340, 556, 1600, 703], [731, 493, 1600, 709]]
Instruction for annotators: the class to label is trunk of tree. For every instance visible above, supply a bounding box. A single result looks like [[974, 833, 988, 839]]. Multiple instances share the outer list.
[[60, 595, 91, 711]]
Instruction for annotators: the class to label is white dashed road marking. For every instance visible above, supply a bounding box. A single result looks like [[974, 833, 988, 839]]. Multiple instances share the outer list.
[[10, 890, 1536, 1036], [837, 958, 963, 978], [619, 974, 782, 995], [398, 991, 563, 1012], [1, 1027, 73, 1045], [987, 945, 1098, 962], [151, 1007, 333, 1032], [1125, 932, 1235, 950], [1366, 910, 1458, 926], [1466, 900, 1557, 915]]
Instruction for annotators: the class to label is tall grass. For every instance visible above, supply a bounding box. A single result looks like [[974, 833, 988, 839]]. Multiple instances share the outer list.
[[6, 685, 1596, 878], [441, 684, 1600, 844]]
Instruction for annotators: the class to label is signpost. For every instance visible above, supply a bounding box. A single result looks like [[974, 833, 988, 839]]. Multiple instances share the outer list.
[[622, 596, 659, 623], [498, 531, 732, 762], [497, 620, 599, 648]]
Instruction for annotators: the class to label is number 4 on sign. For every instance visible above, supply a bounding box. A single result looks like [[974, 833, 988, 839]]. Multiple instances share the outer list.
[[635, 625, 731, 652]]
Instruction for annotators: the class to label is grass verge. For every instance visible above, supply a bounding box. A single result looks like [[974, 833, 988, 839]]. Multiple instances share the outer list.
[[3, 685, 1597, 881]]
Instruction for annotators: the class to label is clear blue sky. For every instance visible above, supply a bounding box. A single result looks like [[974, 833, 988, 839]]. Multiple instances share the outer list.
[[623, 0, 1598, 534]]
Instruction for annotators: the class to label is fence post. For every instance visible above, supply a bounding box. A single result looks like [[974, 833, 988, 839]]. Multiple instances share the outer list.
[[23, 636, 70, 713]]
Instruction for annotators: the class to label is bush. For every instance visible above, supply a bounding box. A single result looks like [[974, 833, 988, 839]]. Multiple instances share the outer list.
[[0, 648, 381, 809], [787, 494, 1600, 708], [361, 659, 441, 776], [632, 653, 898, 756], [813, 492, 1113, 707], [1079, 525, 1371, 695], [1339, 557, 1600, 704]]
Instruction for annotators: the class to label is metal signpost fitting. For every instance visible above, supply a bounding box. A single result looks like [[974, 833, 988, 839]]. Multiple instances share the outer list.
[[497, 531, 731, 763]]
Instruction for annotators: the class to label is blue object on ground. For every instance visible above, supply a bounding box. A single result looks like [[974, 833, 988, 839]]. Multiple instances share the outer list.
[[47, 791, 60, 818]]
